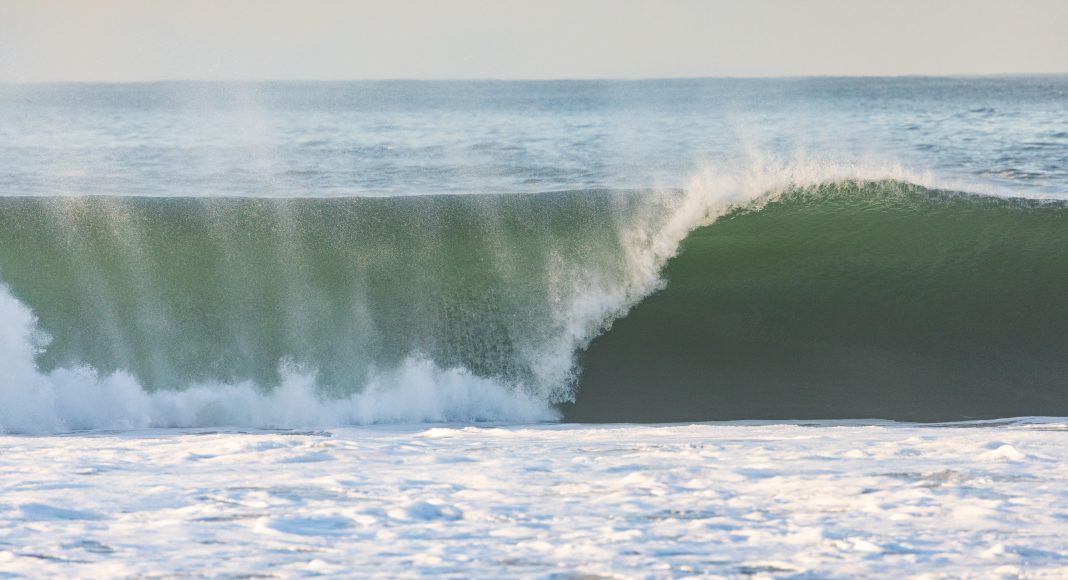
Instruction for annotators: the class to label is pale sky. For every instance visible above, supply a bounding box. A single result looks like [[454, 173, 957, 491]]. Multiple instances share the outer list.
[[1, 0, 1066, 83]]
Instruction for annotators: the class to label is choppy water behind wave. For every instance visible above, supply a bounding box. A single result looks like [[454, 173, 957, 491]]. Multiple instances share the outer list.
[[3, 78, 1067, 197]]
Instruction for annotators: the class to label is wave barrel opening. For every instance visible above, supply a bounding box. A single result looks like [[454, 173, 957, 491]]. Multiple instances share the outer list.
[[564, 181, 1068, 422]]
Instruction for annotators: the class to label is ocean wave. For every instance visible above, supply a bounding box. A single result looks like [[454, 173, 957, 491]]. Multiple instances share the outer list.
[[3, 158, 1063, 432]]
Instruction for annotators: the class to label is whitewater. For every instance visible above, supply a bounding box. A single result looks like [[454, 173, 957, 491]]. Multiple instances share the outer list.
[[2, 78, 1067, 576], [5, 421, 1068, 577]]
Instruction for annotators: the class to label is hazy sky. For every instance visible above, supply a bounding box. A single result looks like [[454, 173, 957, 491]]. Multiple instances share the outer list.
[[2, 0, 1066, 83]]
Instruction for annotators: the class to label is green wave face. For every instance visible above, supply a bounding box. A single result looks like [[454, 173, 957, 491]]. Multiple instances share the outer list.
[[3, 182, 1067, 422], [566, 182, 1068, 421], [0, 192, 669, 401]]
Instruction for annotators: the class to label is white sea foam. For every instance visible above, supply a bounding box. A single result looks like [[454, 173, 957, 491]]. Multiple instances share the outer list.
[[2, 421, 1067, 576], [0, 284, 555, 434]]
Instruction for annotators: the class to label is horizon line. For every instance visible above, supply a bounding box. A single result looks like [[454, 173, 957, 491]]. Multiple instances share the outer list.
[[4, 72, 1068, 86]]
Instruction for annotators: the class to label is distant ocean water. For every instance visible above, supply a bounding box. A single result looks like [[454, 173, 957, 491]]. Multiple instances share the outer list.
[[1, 77, 1066, 432]]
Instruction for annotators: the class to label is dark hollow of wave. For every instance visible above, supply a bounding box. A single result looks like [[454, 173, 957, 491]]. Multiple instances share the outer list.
[[563, 182, 1068, 422]]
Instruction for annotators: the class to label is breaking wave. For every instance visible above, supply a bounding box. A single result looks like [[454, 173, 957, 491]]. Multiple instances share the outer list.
[[5, 159, 1064, 432]]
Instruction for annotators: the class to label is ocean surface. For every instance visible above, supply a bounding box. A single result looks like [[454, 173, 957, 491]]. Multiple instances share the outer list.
[[2, 77, 1068, 577], [1, 77, 1067, 431]]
